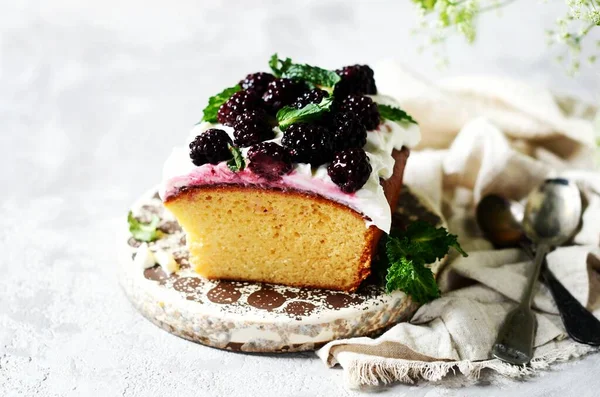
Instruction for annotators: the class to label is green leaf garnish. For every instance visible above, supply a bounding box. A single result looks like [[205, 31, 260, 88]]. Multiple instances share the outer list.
[[385, 256, 440, 304], [200, 85, 241, 123], [269, 53, 293, 78], [276, 96, 334, 130], [128, 211, 162, 242], [269, 54, 340, 93], [378, 104, 418, 125], [282, 64, 341, 93], [384, 221, 467, 303], [227, 144, 246, 172]]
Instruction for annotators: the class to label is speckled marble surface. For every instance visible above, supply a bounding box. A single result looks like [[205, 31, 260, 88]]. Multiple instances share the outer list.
[[1, 1, 599, 396]]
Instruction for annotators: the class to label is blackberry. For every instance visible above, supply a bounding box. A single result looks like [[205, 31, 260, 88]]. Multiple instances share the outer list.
[[327, 148, 372, 193], [292, 89, 329, 109], [233, 109, 274, 147], [281, 123, 334, 166], [330, 112, 367, 150], [189, 129, 233, 166], [334, 65, 377, 97], [338, 95, 380, 130], [217, 90, 261, 127], [239, 72, 275, 96], [262, 78, 308, 114], [247, 142, 293, 180]]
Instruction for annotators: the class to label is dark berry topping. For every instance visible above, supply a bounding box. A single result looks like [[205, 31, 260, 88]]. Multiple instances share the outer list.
[[239, 72, 276, 96], [338, 95, 380, 130], [262, 78, 308, 114], [233, 109, 274, 147], [330, 112, 367, 150], [217, 90, 261, 127], [189, 129, 233, 166], [281, 123, 334, 166], [292, 89, 329, 109], [334, 65, 377, 97], [327, 148, 372, 193], [247, 142, 293, 181]]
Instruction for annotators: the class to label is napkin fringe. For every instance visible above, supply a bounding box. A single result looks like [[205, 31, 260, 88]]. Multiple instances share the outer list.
[[344, 343, 598, 388]]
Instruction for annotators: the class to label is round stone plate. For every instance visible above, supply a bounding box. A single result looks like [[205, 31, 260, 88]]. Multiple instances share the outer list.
[[119, 186, 446, 353]]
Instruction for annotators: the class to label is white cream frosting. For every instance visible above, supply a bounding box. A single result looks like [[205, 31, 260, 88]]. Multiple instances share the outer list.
[[160, 95, 421, 233]]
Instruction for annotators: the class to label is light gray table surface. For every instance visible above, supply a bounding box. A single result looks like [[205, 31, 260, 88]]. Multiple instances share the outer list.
[[2, 1, 599, 396]]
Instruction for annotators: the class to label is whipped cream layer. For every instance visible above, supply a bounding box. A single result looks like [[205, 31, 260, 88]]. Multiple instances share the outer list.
[[160, 95, 421, 233]]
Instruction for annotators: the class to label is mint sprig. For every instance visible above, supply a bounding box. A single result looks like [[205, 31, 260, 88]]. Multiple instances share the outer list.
[[269, 53, 293, 78], [269, 54, 340, 93], [384, 221, 467, 303], [282, 64, 340, 93], [128, 211, 162, 242], [378, 104, 418, 125], [385, 256, 440, 304], [200, 85, 241, 123], [276, 97, 334, 130], [227, 144, 246, 172]]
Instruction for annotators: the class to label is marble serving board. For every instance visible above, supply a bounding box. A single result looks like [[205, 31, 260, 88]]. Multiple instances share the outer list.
[[119, 186, 445, 353]]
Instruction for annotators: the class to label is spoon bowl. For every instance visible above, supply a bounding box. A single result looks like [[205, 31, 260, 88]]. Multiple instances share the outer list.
[[523, 178, 582, 246], [476, 194, 524, 247]]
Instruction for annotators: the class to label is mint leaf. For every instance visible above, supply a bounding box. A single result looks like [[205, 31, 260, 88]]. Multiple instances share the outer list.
[[269, 53, 278, 72], [378, 104, 418, 125], [276, 96, 334, 130], [200, 85, 241, 123], [128, 211, 162, 242], [384, 221, 467, 303], [227, 144, 245, 172], [282, 64, 341, 93], [385, 256, 440, 303], [269, 53, 292, 78], [268, 54, 340, 92], [389, 221, 467, 265]]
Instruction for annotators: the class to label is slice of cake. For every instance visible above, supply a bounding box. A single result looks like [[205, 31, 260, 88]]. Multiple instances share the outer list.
[[160, 58, 420, 292]]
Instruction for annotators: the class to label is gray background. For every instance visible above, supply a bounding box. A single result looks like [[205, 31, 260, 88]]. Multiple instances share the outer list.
[[1, 1, 599, 396]]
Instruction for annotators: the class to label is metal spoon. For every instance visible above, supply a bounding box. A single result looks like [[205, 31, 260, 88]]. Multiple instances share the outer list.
[[477, 179, 591, 365], [477, 188, 600, 349]]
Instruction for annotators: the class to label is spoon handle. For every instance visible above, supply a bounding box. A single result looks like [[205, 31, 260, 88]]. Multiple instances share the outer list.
[[521, 243, 549, 307], [492, 244, 549, 365], [519, 240, 600, 346], [541, 266, 600, 346], [492, 304, 537, 365]]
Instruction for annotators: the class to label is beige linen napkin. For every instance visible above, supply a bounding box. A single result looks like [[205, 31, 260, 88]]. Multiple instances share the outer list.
[[317, 63, 600, 388]]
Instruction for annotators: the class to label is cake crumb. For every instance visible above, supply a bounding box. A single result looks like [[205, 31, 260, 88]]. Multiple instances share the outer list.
[[155, 250, 180, 274], [134, 243, 156, 269]]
